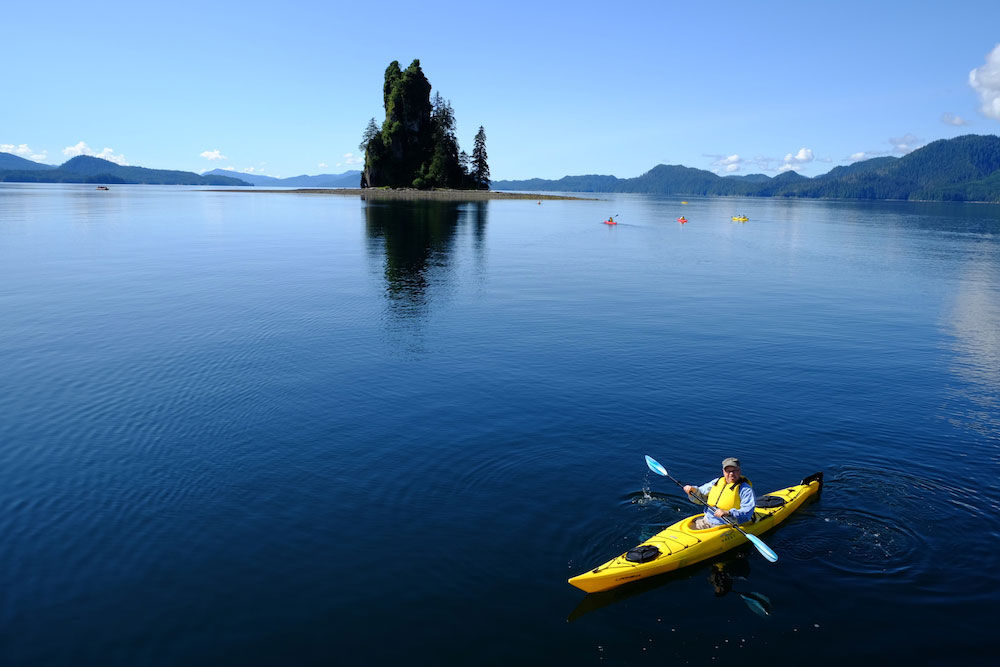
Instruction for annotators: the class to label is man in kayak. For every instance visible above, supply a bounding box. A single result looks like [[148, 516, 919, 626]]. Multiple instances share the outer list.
[[683, 457, 756, 529]]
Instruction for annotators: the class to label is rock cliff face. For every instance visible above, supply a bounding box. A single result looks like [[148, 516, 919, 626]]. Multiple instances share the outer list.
[[363, 60, 433, 188]]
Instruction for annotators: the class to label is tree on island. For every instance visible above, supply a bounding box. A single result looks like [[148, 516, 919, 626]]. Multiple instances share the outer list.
[[360, 59, 489, 190], [459, 150, 471, 179], [471, 126, 490, 190]]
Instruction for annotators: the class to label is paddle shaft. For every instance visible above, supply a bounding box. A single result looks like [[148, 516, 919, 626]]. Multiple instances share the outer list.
[[657, 469, 757, 539], [643, 454, 777, 562]]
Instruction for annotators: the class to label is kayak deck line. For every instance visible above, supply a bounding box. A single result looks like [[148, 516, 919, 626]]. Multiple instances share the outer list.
[[568, 472, 823, 593]]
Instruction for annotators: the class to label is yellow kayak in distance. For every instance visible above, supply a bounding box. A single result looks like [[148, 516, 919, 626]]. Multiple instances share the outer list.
[[732, 215, 749, 222], [568, 472, 823, 593]]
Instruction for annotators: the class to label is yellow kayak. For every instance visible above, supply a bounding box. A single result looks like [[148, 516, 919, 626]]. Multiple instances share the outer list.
[[732, 215, 749, 221], [568, 472, 823, 593]]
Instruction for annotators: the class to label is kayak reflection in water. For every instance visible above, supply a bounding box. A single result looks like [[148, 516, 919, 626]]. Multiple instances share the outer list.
[[708, 555, 749, 596], [709, 555, 773, 617]]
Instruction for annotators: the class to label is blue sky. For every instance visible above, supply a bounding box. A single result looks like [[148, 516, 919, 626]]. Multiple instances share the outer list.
[[4, 0, 1000, 180]]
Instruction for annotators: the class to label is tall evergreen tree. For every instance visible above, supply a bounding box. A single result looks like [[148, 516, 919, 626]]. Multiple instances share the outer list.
[[471, 126, 490, 190], [459, 150, 471, 187], [422, 93, 462, 188], [359, 117, 381, 188], [359, 117, 379, 153]]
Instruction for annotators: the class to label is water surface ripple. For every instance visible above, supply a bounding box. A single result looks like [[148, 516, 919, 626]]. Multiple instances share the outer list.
[[1, 184, 998, 664]]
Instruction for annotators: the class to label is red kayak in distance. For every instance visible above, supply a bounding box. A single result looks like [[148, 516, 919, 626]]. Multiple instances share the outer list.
[[677, 217, 688, 223], [604, 217, 617, 225]]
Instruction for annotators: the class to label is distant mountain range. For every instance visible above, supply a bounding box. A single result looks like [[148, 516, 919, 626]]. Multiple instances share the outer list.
[[0, 153, 363, 187], [202, 168, 361, 188], [0, 153, 57, 171], [7, 134, 1000, 200], [493, 134, 1000, 203], [0, 156, 250, 186]]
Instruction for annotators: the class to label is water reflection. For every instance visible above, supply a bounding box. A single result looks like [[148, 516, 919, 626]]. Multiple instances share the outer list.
[[944, 249, 1000, 435], [566, 552, 769, 622], [364, 200, 487, 323]]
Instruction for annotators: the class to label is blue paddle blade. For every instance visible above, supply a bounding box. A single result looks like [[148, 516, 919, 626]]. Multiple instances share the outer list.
[[740, 592, 772, 617], [745, 533, 779, 562], [644, 455, 668, 477], [644, 454, 778, 563]]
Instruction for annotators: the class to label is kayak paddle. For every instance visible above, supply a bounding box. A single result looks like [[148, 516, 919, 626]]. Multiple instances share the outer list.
[[738, 591, 772, 617], [644, 455, 778, 563]]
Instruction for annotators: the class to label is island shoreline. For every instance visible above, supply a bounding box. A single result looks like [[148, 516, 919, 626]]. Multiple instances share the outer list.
[[203, 188, 594, 201]]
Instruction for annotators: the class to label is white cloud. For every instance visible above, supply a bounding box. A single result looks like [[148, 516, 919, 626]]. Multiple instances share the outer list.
[[706, 153, 745, 174], [318, 162, 328, 168], [847, 133, 924, 162], [94, 148, 127, 164], [335, 152, 364, 168], [846, 148, 894, 162], [969, 43, 1000, 120], [783, 147, 814, 164], [941, 112, 969, 126], [200, 149, 227, 160], [707, 149, 829, 174], [889, 133, 923, 154], [2, 143, 25, 155], [1, 143, 47, 162], [62, 142, 85, 157], [3, 143, 33, 157], [62, 141, 128, 165], [776, 147, 814, 173]]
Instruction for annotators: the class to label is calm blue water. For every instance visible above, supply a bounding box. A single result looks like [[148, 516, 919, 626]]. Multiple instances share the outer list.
[[1, 183, 998, 665]]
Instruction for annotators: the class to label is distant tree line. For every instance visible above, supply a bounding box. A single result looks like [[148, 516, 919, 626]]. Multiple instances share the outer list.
[[492, 135, 1000, 203], [360, 60, 489, 190]]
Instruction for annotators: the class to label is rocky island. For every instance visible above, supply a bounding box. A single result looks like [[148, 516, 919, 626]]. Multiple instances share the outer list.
[[360, 59, 488, 191], [209, 188, 589, 200]]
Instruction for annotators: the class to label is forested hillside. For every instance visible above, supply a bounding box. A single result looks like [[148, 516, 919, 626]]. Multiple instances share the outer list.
[[493, 135, 1000, 202]]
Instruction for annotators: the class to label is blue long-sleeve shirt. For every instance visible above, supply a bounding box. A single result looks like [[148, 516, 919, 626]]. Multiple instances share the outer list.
[[694, 478, 756, 526]]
